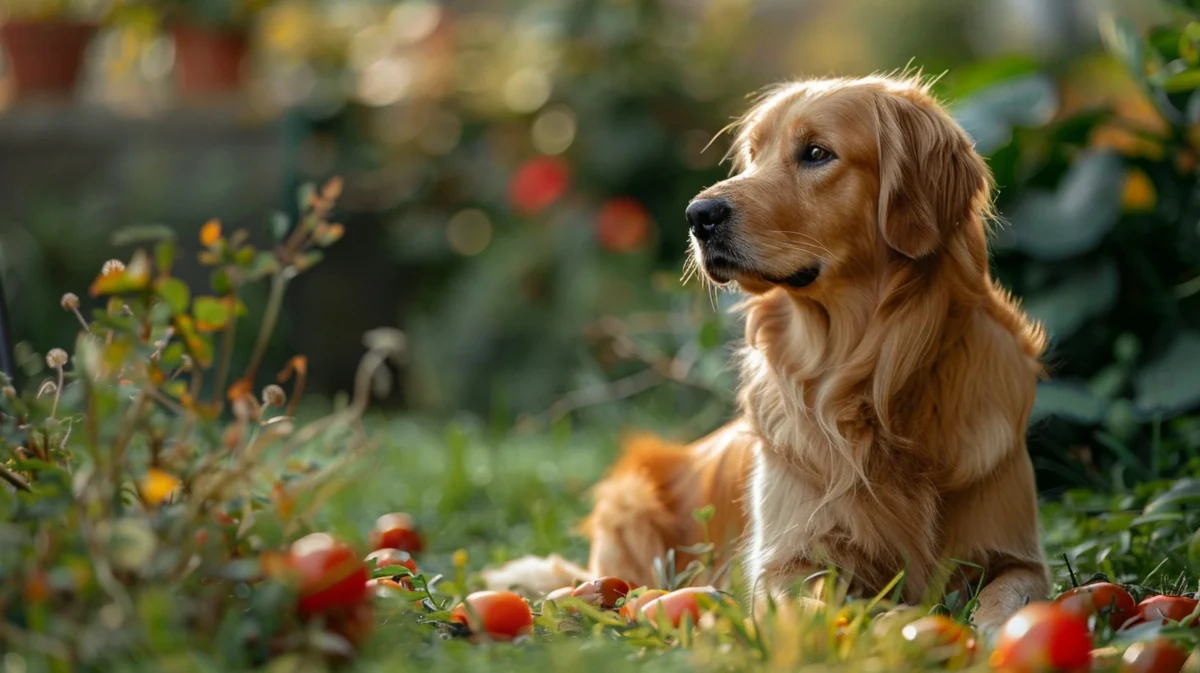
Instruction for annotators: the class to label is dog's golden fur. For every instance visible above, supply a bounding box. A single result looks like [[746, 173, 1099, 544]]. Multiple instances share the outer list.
[[483, 74, 1050, 632]]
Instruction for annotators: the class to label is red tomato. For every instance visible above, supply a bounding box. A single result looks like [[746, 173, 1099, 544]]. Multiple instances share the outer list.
[[571, 576, 631, 609], [639, 586, 721, 628], [1120, 638, 1190, 673], [620, 589, 669, 622], [989, 602, 1092, 673], [544, 586, 578, 613], [450, 591, 534, 641], [285, 533, 369, 617], [365, 548, 417, 575], [1133, 596, 1199, 627], [367, 575, 410, 595], [1055, 583, 1138, 630], [901, 615, 978, 666], [369, 512, 424, 553]]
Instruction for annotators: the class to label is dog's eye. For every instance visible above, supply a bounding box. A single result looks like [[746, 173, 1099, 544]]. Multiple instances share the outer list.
[[799, 145, 834, 165]]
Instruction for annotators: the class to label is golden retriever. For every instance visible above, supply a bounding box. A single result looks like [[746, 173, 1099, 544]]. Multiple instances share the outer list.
[[484, 74, 1049, 633]]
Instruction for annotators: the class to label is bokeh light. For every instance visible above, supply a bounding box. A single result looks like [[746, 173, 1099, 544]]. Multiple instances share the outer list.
[[509, 157, 569, 214], [531, 106, 577, 156], [595, 197, 652, 253], [446, 209, 493, 256]]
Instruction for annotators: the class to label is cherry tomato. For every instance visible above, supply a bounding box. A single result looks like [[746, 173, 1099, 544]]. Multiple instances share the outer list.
[[1120, 638, 1190, 673], [571, 576, 630, 609], [365, 548, 417, 575], [989, 602, 1092, 673], [369, 512, 424, 553], [901, 615, 978, 666], [620, 589, 669, 622], [366, 577, 408, 598], [639, 586, 721, 628], [1055, 582, 1138, 630], [543, 586, 579, 614], [450, 591, 534, 641], [284, 533, 369, 617], [1133, 596, 1199, 627]]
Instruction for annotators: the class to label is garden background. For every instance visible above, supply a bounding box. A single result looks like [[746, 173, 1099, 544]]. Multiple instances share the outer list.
[[3, 0, 1200, 670]]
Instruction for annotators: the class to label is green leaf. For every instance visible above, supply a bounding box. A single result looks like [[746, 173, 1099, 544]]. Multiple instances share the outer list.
[[296, 183, 316, 214], [155, 240, 177, 276], [1006, 150, 1125, 260], [193, 296, 232, 332], [1101, 14, 1145, 79], [698, 319, 721, 351], [111, 224, 175, 247], [1165, 66, 1200, 93], [210, 269, 233, 295], [1134, 330, 1200, 415], [1024, 259, 1119, 342], [248, 252, 280, 280], [270, 212, 291, 242], [1031, 382, 1109, 425], [155, 278, 190, 315], [951, 73, 1058, 154], [173, 315, 214, 368], [294, 250, 324, 271], [1144, 478, 1200, 513]]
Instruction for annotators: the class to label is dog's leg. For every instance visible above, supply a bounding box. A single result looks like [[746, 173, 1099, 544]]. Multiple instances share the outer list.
[[970, 563, 1049, 634], [941, 445, 1049, 635]]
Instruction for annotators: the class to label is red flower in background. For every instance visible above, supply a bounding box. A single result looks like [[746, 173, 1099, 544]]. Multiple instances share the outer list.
[[595, 197, 652, 252], [509, 157, 570, 213]]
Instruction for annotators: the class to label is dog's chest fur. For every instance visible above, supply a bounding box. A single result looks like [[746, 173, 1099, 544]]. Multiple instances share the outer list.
[[734, 289, 1026, 602]]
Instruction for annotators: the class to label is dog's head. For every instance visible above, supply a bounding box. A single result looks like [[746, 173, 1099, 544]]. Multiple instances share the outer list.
[[687, 76, 991, 295]]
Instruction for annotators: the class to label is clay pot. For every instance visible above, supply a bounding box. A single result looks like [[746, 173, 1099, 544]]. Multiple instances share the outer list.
[[0, 20, 96, 100], [172, 23, 247, 98]]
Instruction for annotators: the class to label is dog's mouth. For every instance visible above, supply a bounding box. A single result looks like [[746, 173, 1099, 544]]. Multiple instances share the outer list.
[[699, 252, 821, 289]]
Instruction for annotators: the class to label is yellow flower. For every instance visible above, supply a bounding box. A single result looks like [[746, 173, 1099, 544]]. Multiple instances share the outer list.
[[1122, 169, 1155, 212], [141, 468, 181, 506], [453, 548, 468, 569]]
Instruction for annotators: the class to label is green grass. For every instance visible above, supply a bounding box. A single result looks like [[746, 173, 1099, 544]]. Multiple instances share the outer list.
[[294, 412, 1200, 672]]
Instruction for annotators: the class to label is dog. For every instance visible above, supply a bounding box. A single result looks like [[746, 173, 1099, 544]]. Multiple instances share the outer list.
[[483, 74, 1049, 633]]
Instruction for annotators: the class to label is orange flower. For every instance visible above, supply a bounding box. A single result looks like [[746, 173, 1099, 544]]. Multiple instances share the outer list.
[[200, 219, 222, 247]]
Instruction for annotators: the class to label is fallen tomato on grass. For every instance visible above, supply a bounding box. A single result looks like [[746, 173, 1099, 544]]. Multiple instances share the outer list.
[[369, 512, 424, 553], [1120, 638, 1191, 673], [639, 586, 723, 628], [900, 615, 978, 667], [619, 589, 669, 622], [1131, 595, 1199, 628], [1055, 582, 1138, 630], [282, 533, 369, 618], [450, 590, 534, 641], [571, 576, 630, 609], [989, 602, 1092, 673]]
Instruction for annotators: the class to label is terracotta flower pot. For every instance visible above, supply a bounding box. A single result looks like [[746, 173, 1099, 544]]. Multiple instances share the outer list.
[[0, 20, 96, 100], [172, 23, 247, 99]]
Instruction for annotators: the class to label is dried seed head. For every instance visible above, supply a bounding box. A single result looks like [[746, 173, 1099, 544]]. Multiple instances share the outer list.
[[60, 293, 80, 310], [101, 259, 126, 275], [262, 384, 287, 409], [179, 355, 194, 372], [46, 349, 68, 369]]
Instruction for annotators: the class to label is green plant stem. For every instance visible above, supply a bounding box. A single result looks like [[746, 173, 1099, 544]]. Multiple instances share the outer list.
[[0, 462, 31, 491], [212, 298, 238, 405], [244, 271, 290, 385]]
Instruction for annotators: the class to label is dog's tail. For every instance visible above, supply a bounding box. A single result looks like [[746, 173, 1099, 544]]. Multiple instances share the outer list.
[[580, 433, 694, 589], [482, 428, 751, 596]]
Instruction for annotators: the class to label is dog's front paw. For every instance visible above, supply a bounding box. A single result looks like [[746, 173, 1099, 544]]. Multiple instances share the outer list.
[[480, 554, 591, 598]]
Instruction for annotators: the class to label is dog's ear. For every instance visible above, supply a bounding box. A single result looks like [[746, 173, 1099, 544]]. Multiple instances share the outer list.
[[874, 91, 990, 259]]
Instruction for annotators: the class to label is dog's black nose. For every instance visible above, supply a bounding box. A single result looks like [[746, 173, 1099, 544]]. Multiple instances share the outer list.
[[686, 198, 731, 241]]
